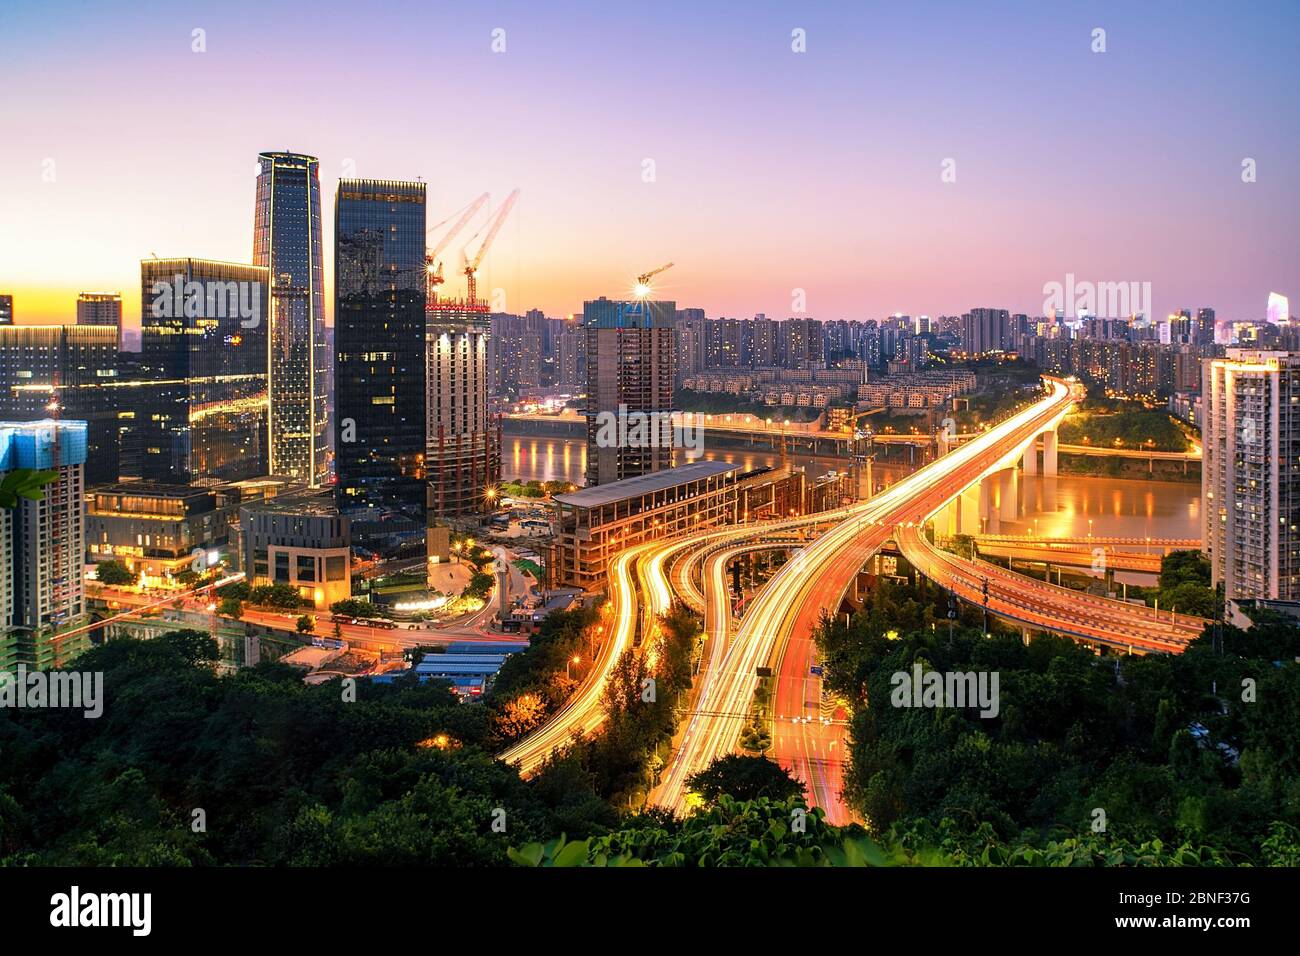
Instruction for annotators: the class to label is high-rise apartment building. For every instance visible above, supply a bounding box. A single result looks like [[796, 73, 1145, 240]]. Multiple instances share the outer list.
[[1203, 349, 1300, 601], [1196, 308, 1216, 347], [426, 305, 499, 516], [961, 308, 1011, 356], [333, 179, 427, 557], [557, 321, 584, 390], [254, 151, 328, 486], [138, 258, 270, 485], [0, 420, 89, 671], [584, 297, 676, 486], [76, 292, 123, 349], [0, 324, 121, 483]]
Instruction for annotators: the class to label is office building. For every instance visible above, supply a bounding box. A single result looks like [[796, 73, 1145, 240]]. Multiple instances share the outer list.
[[0, 324, 121, 483], [239, 493, 351, 609], [254, 151, 329, 486], [1202, 350, 1300, 601], [334, 179, 428, 558], [551, 460, 739, 589], [583, 297, 676, 486], [0, 420, 89, 671], [426, 304, 500, 516], [86, 483, 234, 586], [76, 292, 123, 349], [138, 258, 270, 485]]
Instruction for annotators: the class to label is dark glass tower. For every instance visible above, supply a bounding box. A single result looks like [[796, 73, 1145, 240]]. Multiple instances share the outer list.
[[137, 258, 270, 484], [253, 151, 328, 486], [334, 179, 428, 559]]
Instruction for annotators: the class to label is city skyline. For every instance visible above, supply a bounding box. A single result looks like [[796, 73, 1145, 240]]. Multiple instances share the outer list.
[[3, 1, 1299, 333]]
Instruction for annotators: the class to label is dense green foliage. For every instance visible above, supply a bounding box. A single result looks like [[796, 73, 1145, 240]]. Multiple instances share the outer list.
[[464, 571, 495, 601], [93, 559, 138, 586], [0, 631, 565, 865], [815, 579, 1300, 865], [686, 754, 805, 804], [1059, 402, 1189, 452], [330, 597, 389, 619]]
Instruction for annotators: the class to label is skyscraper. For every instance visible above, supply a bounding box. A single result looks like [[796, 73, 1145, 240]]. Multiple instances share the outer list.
[[1203, 349, 1300, 601], [76, 292, 123, 350], [1267, 292, 1290, 326], [0, 324, 121, 483], [0, 419, 89, 671], [0, 295, 13, 325], [1196, 307, 1216, 347], [426, 304, 499, 516], [254, 151, 328, 486], [583, 297, 676, 486], [334, 179, 428, 558], [138, 258, 270, 485]]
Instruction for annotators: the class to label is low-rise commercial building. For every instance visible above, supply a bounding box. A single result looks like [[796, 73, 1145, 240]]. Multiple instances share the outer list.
[[239, 493, 351, 608], [551, 460, 740, 590], [86, 483, 233, 584]]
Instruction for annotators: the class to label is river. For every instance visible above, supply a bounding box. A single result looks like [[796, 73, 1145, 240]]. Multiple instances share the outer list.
[[501, 435, 1201, 542]]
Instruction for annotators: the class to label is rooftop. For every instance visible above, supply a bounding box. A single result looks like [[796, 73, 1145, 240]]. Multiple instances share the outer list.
[[553, 461, 739, 509]]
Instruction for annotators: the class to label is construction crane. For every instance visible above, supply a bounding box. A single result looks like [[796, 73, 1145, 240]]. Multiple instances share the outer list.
[[426, 192, 489, 305], [634, 261, 673, 299], [461, 188, 519, 306]]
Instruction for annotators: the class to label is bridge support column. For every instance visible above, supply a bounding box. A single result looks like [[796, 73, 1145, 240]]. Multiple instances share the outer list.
[[946, 495, 962, 538], [1042, 429, 1058, 477], [960, 485, 980, 535], [998, 469, 1017, 523], [1022, 439, 1038, 476], [979, 475, 996, 533]]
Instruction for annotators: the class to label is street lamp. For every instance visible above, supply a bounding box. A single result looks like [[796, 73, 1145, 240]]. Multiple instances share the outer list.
[[566, 654, 580, 680]]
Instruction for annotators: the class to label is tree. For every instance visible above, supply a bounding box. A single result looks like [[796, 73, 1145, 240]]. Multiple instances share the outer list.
[[296, 614, 315, 635], [94, 560, 138, 587], [217, 597, 243, 619], [0, 469, 57, 509], [686, 754, 805, 804]]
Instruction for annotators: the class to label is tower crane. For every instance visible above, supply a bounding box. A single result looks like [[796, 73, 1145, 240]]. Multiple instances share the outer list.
[[426, 192, 489, 305], [461, 189, 520, 306], [634, 261, 673, 299]]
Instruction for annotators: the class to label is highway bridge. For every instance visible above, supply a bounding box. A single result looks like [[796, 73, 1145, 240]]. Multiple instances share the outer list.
[[503, 377, 1210, 819]]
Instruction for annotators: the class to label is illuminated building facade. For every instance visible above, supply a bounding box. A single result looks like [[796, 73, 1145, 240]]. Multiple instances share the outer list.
[[254, 151, 329, 487], [1203, 349, 1300, 601], [76, 292, 123, 350], [334, 179, 427, 557], [0, 323, 121, 483], [426, 304, 499, 517], [0, 420, 89, 671], [138, 258, 270, 485], [583, 297, 676, 486]]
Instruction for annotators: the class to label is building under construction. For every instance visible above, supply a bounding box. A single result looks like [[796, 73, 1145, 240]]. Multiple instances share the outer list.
[[425, 299, 501, 517], [422, 190, 515, 518]]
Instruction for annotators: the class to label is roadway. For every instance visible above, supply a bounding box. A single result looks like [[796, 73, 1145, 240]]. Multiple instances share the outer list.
[[896, 526, 1205, 654]]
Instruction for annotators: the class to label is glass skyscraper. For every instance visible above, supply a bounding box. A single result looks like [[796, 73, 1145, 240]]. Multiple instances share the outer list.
[[334, 179, 428, 559], [253, 151, 328, 487], [138, 258, 270, 485]]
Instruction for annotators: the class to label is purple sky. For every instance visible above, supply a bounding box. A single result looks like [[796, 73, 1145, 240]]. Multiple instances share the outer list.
[[2, 0, 1297, 332]]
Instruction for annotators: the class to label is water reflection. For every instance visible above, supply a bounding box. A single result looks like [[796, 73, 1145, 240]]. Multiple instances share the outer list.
[[500, 436, 1201, 542]]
